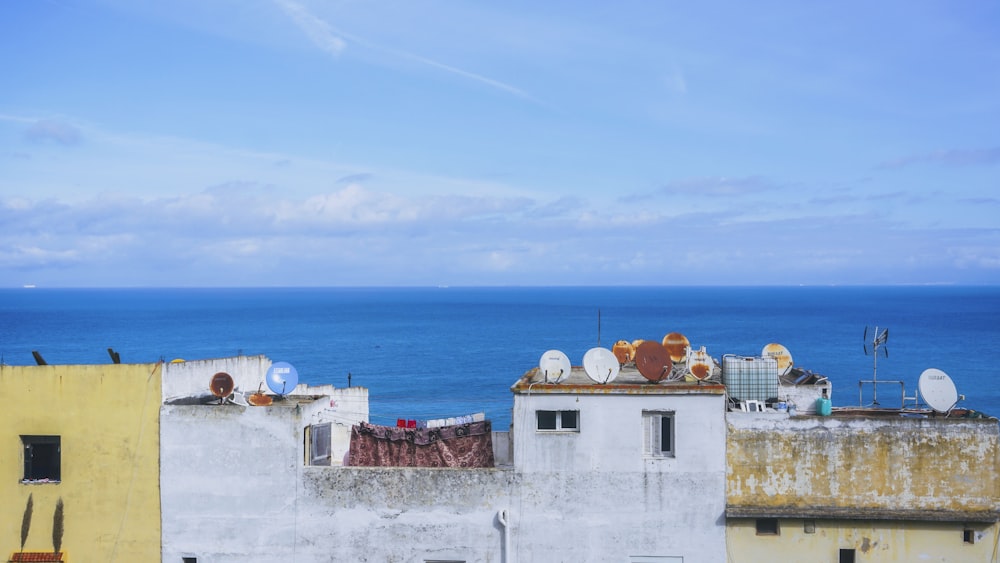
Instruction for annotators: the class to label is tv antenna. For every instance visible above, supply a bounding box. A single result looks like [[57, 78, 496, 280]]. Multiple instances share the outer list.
[[863, 326, 889, 405]]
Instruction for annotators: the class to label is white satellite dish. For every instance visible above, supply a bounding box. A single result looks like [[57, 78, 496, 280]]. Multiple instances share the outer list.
[[918, 368, 958, 413], [265, 361, 299, 396], [583, 347, 620, 384], [539, 350, 571, 383]]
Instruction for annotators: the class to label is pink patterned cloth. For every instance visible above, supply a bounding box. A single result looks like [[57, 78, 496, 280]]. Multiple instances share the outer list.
[[348, 420, 495, 468]]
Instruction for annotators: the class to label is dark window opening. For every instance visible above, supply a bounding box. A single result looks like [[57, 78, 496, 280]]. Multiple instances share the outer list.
[[561, 410, 578, 430], [21, 435, 60, 482], [839, 548, 855, 563], [803, 519, 816, 534], [537, 410, 557, 430], [660, 416, 672, 453], [182, 558, 198, 563], [964, 528, 975, 544], [755, 518, 779, 535]]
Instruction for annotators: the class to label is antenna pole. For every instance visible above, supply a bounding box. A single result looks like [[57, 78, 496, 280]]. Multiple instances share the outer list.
[[872, 343, 879, 405]]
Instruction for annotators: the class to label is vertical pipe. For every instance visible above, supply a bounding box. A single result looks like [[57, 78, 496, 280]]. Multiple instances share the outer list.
[[497, 508, 512, 563]]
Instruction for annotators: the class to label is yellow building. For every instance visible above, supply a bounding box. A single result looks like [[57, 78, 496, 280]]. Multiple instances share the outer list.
[[0, 363, 161, 562], [726, 413, 1000, 562]]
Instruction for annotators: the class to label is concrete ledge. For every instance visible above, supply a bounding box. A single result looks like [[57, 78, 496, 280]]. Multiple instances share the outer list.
[[726, 505, 1000, 523]]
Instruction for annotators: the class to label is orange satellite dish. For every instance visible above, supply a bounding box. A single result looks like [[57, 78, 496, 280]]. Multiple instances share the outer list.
[[612, 340, 635, 364], [662, 332, 690, 364], [687, 346, 713, 380]]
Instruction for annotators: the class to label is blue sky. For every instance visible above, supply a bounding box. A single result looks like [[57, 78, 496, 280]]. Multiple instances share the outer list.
[[1, 0, 998, 287]]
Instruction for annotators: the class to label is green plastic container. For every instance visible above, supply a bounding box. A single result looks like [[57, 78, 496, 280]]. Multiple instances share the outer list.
[[816, 397, 832, 416]]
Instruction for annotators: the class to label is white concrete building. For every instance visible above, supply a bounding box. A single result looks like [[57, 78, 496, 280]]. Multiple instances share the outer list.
[[157, 355, 727, 562]]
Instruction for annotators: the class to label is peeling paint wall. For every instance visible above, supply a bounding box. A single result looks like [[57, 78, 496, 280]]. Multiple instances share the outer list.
[[726, 413, 1000, 517], [0, 363, 162, 562]]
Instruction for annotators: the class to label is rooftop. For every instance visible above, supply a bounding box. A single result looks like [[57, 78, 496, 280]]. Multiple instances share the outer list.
[[511, 365, 727, 395]]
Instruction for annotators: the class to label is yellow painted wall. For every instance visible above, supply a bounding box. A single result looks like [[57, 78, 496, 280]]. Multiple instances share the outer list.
[[726, 518, 999, 563], [0, 363, 161, 562]]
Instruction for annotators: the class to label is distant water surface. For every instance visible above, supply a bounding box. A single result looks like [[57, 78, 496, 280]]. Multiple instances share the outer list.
[[2, 286, 998, 428]]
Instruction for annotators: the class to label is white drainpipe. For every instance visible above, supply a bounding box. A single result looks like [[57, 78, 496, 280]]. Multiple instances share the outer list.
[[497, 508, 512, 563]]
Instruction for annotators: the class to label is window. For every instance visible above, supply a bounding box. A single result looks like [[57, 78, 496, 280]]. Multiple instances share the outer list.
[[803, 519, 816, 534], [309, 423, 332, 466], [964, 528, 976, 544], [182, 558, 198, 563], [643, 411, 674, 457], [536, 410, 579, 431], [21, 435, 60, 482], [755, 518, 779, 535], [839, 549, 855, 563]]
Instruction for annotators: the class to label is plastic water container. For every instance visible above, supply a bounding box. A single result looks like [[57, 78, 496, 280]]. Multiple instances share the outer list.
[[816, 397, 832, 416]]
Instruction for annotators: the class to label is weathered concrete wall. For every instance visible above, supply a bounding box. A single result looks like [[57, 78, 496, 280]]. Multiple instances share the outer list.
[[0, 363, 162, 562], [300, 467, 726, 562], [160, 403, 304, 562], [301, 467, 514, 562], [726, 413, 1000, 519], [726, 517, 998, 563]]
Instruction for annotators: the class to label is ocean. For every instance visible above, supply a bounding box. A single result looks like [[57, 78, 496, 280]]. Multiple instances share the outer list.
[[2, 286, 998, 429]]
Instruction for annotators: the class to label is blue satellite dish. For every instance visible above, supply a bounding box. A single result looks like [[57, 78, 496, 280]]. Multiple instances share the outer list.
[[265, 361, 299, 395]]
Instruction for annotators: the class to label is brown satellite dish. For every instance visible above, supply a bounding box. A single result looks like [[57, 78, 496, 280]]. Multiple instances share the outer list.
[[635, 340, 671, 382], [210, 372, 235, 398], [612, 340, 635, 364], [662, 332, 690, 364]]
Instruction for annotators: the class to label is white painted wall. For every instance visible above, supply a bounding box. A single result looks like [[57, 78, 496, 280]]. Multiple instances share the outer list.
[[160, 357, 728, 562], [160, 403, 303, 562], [163, 354, 274, 402], [508, 390, 729, 562]]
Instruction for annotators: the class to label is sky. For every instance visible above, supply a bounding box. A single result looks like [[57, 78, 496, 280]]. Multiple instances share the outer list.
[[1, 0, 999, 287]]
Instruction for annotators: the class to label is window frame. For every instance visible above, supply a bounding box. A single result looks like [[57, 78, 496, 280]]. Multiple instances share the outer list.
[[308, 423, 332, 466], [642, 411, 675, 458], [535, 410, 580, 432], [21, 435, 61, 483]]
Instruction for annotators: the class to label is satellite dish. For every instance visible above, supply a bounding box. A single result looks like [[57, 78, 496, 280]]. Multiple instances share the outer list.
[[583, 347, 620, 384], [635, 341, 671, 382], [612, 340, 634, 364], [265, 362, 299, 395], [662, 332, 690, 364], [918, 368, 958, 413], [762, 343, 793, 377], [539, 350, 571, 383], [210, 372, 235, 398], [686, 346, 713, 380]]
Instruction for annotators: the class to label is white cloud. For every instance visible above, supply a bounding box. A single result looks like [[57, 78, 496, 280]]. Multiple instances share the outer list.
[[273, 0, 346, 56]]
